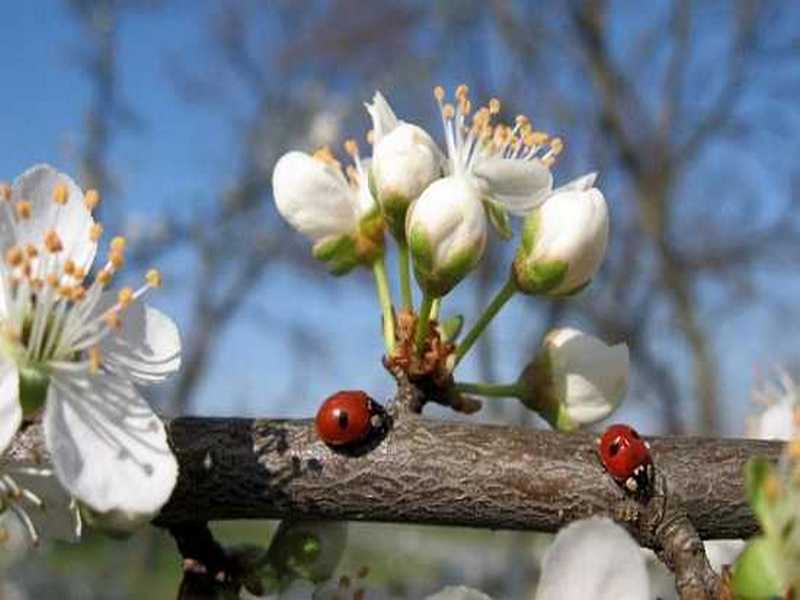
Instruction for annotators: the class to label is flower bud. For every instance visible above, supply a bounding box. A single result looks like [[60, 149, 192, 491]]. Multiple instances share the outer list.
[[406, 176, 487, 297], [518, 327, 628, 431], [512, 173, 608, 296], [272, 150, 383, 275], [366, 92, 442, 239]]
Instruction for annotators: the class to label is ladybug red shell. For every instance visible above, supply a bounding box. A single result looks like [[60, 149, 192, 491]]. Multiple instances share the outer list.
[[598, 424, 653, 495], [316, 390, 382, 447]]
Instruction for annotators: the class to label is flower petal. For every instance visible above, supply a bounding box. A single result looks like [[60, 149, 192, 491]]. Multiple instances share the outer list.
[[472, 157, 553, 215], [102, 302, 182, 386], [43, 372, 177, 522], [425, 586, 494, 600], [0, 360, 21, 455], [536, 518, 649, 600], [364, 91, 399, 143], [8, 164, 97, 272], [557, 172, 598, 193], [272, 151, 358, 242]]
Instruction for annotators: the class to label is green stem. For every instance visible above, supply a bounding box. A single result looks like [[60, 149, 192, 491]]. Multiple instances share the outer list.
[[454, 381, 524, 398], [397, 240, 413, 311], [372, 258, 396, 353], [430, 297, 441, 321], [414, 293, 435, 357], [455, 277, 517, 366]]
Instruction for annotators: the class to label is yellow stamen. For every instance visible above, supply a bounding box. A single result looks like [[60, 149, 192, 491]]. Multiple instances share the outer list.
[[64, 259, 76, 276], [58, 284, 73, 299], [15, 201, 32, 220], [47, 273, 60, 288], [71, 286, 86, 302], [145, 268, 162, 288], [84, 189, 100, 211], [44, 230, 63, 253], [5, 247, 23, 267], [110, 236, 127, 254], [109, 250, 124, 269], [344, 139, 359, 158], [73, 266, 86, 281], [25, 244, 37, 259], [433, 85, 445, 103], [89, 223, 104, 242], [489, 98, 501, 115], [103, 310, 122, 330], [117, 287, 134, 308], [52, 183, 69, 205], [443, 104, 455, 119], [312, 146, 339, 167], [366, 130, 375, 145], [97, 269, 113, 287], [0, 182, 11, 202], [455, 84, 469, 100], [89, 346, 102, 374]]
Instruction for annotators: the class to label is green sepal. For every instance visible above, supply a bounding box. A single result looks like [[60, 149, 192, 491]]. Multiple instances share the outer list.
[[380, 192, 411, 241], [439, 314, 464, 342], [408, 224, 480, 297], [553, 279, 591, 298], [731, 536, 786, 599], [312, 235, 360, 276], [18, 366, 49, 416], [511, 253, 568, 295], [485, 200, 513, 240]]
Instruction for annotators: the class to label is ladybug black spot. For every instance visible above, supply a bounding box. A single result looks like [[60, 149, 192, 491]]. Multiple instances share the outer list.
[[337, 410, 349, 430], [608, 439, 621, 456]]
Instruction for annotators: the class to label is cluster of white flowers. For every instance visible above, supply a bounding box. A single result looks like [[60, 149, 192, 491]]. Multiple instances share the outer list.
[[0, 164, 181, 544], [271, 86, 625, 429]]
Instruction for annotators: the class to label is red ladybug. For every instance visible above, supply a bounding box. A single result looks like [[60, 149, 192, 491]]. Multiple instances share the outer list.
[[316, 390, 383, 447], [598, 424, 653, 495]]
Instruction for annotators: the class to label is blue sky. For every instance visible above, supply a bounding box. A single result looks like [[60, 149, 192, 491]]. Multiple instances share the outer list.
[[1, 1, 797, 435]]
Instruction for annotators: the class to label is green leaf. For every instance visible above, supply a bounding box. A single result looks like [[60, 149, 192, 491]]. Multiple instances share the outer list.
[[485, 201, 513, 240], [731, 537, 786, 599]]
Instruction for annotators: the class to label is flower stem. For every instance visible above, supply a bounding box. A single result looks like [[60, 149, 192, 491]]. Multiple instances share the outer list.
[[454, 381, 524, 398], [397, 240, 413, 311], [372, 257, 396, 353], [430, 297, 441, 321], [455, 277, 517, 366], [414, 293, 435, 357]]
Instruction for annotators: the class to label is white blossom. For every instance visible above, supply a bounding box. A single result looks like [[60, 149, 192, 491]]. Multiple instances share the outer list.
[[513, 172, 609, 295], [366, 91, 442, 237], [536, 518, 649, 600], [272, 144, 383, 275], [0, 164, 180, 533], [406, 176, 487, 296], [519, 327, 628, 431]]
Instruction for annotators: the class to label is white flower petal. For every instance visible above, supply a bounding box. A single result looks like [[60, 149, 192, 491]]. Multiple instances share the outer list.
[[547, 328, 629, 425], [9, 164, 97, 271], [101, 301, 182, 386], [536, 518, 649, 600], [365, 90, 399, 143], [557, 172, 598, 193], [43, 373, 177, 521], [272, 151, 358, 242], [0, 360, 21, 455], [0, 509, 33, 564], [471, 157, 553, 215], [532, 187, 609, 294], [751, 402, 796, 440]]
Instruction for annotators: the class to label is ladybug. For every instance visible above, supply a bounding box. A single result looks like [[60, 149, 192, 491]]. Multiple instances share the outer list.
[[315, 390, 384, 447], [598, 424, 653, 495]]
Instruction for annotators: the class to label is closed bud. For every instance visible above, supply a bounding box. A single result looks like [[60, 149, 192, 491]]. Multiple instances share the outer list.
[[272, 150, 383, 275], [366, 92, 442, 239], [518, 327, 628, 431], [512, 173, 608, 296], [406, 176, 487, 297]]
